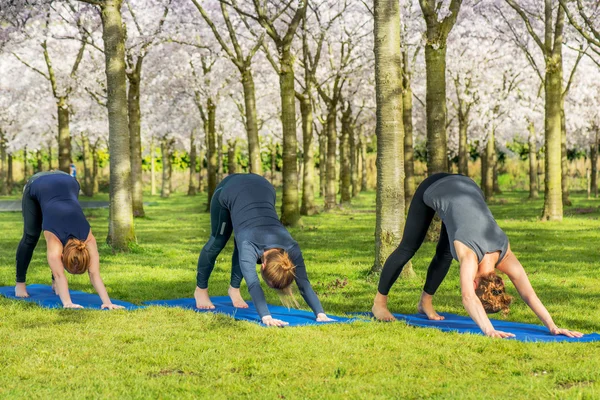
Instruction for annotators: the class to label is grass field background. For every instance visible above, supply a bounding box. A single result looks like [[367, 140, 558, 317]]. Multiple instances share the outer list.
[[1, 189, 599, 399]]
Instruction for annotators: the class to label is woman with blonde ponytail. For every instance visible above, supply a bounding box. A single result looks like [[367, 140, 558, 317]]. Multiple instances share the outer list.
[[195, 173, 333, 326], [14, 171, 123, 310]]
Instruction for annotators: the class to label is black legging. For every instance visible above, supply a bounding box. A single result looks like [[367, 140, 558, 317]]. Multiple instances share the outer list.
[[196, 178, 243, 290], [378, 173, 454, 296], [15, 171, 66, 283]]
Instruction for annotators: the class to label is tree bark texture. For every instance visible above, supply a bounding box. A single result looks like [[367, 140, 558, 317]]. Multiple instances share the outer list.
[[57, 97, 71, 173], [279, 50, 300, 225], [100, 0, 136, 250], [360, 131, 368, 192], [227, 139, 237, 175], [424, 46, 448, 174], [241, 69, 262, 175], [82, 136, 93, 197], [300, 97, 317, 215], [160, 139, 172, 198], [528, 122, 539, 199], [319, 131, 327, 198], [0, 131, 7, 195], [127, 61, 145, 217], [324, 105, 338, 209], [483, 131, 495, 200], [542, 55, 563, 221], [340, 105, 352, 204], [206, 99, 217, 210], [350, 122, 359, 198], [188, 131, 198, 196], [560, 101, 571, 206], [372, 0, 408, 275]]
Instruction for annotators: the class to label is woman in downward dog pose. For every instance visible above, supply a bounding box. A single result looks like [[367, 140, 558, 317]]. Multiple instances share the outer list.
[[373, 173, 582, 338], [15, 171, 123, 310], [195, 173, 333, 327]]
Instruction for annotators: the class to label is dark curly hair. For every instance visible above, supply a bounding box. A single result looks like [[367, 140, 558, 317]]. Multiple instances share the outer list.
[[475, 273, 512, 315]]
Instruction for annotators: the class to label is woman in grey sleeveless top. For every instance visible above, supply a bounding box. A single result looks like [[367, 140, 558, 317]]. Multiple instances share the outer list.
[[373, 173, 582, 339]]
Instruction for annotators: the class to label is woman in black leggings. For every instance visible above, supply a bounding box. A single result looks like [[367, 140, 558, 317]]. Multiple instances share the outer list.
[[15, 171, 122, 309], [373, 173, 582, 339]]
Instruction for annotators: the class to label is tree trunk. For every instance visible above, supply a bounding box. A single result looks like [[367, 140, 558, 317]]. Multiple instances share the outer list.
[[0, 131, 7, 195], [591, 126, 598, 198], [324, 105, 337, 209], [480, 149, 487, 191], [241, 68, 262, 175], [528, 122, 538, 199], [300, 97, 317, 215], [541, 56, 563, 221], [350, 122, 359, 198], [35, 150, 42, 173], [270, 141, 277, 182], [57, 96, 71, 174], [403, 81, 415, 206], [160, 139, 172, 198], [150, 138, 157, 196], [7, 153, 14, 192], [128, 63, 145, 217], [560, 101, 571, 206], [188, 131, 198, 196], [206, 99, 217, 210], [23, 147, 28, 181], [227, 139, 237, 174], [47, 142, 53, 170], [372, 0, 410, 276], [483, 131, 494, 200], [340, 105, 351, 204], [217, 129, 224, 182], [360, 130, 368, 192], [458, 114, 469, 176], [198, 148, 205, 193], [92, 145, 99, 195], [424, 45, 448, 174], [82, 136, 93, 197], [319, 131, 327, 198], [493, 149, 501, 194], [279, 50, 300, 225], [590, 143, 597, 198], [100, 0, 135, 250]]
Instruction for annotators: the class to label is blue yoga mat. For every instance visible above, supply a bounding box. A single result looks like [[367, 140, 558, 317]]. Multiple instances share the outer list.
[[0, 284, 140, 310], [360, 312, 600, 343], [144, 296, 357, 327]]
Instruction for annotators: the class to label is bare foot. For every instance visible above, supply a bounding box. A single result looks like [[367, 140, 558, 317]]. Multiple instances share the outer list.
[[228, 286, 249, 308], [194, 287, 215, 310], [372, 292, 396, 321], [372, 303, 396, 321], [418, 292, 445, 320], [15, 283, 29, 298]]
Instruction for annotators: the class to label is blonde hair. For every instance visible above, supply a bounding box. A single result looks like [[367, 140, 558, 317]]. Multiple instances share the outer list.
[[475, 273, 512, 315], [261, 249, 300, 309], [62, 238, 90, 275]]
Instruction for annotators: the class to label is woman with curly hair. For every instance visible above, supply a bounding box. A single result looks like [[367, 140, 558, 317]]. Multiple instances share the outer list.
[[195, 173, 333, 327], [14, 171, 123, 310], [372, 173, 582, 339]]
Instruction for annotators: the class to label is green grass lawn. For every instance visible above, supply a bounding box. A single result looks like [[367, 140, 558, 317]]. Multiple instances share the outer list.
[[1, 189, 599, 399]]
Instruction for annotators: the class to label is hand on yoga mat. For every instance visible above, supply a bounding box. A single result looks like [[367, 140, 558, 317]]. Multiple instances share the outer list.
[[550, 327, 584, 338], [262, 316, 289, 327], [316, 313, 335, 322], [484, 329, 515, 339], [101, 303, 125, 310], [63, 303, 84, 309]]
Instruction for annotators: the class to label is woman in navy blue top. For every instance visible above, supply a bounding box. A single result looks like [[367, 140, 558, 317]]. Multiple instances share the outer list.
[[14, 171, 122, 309], [195, 173, 333, 326]]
